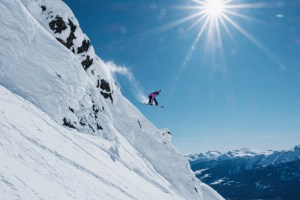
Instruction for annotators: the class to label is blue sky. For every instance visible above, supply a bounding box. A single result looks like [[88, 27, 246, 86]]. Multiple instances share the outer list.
[[64, 0, 300, 154]]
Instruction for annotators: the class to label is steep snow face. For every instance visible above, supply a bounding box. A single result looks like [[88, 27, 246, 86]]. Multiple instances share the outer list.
[[0, 0, 223, 199], [159, 128, 173, 143], [0, 0, 111, 138], [0, 86, 188, 200], [19, 0, 115, 137]]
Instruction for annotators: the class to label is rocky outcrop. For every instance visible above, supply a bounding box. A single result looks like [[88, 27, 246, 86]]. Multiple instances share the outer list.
[[77, 39, 90, 54], [81, 55, 93, 70], [97, 79, 113, 103], [55, 19, 77, 49], [49, 16, 67, 34]]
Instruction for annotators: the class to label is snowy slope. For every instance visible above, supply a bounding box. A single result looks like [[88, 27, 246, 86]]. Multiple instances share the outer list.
[[0, 86, 181, 200], [0, 0, 223, 199]]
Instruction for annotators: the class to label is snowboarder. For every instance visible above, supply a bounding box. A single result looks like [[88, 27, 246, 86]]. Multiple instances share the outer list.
[[148, 90, 161, 106]]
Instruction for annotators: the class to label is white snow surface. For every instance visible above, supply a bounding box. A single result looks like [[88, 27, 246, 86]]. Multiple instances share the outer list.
[[0, 0, 223, 199], [0, 86, 179, 200]]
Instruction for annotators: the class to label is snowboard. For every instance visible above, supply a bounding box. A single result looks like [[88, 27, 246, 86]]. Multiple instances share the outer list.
[[143, 103, 164, 108]]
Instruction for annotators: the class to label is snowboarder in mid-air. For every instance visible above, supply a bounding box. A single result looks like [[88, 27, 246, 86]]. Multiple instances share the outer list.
[[148, 90, 161, 106]]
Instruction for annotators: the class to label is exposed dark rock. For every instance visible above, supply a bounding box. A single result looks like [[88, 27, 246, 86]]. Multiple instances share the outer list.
[[77, 39, 90, 54], [97, 79, 113, 103], [56, 73, 61, 78], [101, 91, 113, 103], [49, 16, 67, 34], [79, 118, 86, 126], [92, 105, 99, 114], [97, 124, 103, 130], [65, 31, 76, 49], [81, 55, 93, 70], [98, 79, 111, 92], [53, 19, 77, 49], [41, 5, 46, 12], [98, 79, 113, 103], [68, 107, 74, 113], [56, 33, 75, 49], [68, 19, 76, 32], [56, 37, 64, 44], [88, 125, 95, 132], [194, 187, 198, 193], [63, 118, 75, 129]]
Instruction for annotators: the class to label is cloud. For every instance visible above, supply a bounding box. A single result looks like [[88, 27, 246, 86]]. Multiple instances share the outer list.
[[105, 61, 148, 103]]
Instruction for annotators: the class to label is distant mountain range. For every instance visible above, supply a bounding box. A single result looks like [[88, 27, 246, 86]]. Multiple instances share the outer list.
[[188, 146, 300, 200]]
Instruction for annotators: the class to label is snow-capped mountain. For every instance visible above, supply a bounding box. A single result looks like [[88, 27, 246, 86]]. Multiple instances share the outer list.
[[189, 151, 222, 163], [188, 146, 300, 167], [187, 146, 300, 199], [0, 0, 223, 199]]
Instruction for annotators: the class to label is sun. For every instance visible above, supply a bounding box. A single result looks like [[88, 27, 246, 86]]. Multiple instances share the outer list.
[[204, 0, 225, 17], [175, 0, 271, 66], [112, 0, 271, 68]]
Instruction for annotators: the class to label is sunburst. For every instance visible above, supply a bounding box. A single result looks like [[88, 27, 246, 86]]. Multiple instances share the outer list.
[[105, 0, 273, 67], [181, 0, 273, 66]]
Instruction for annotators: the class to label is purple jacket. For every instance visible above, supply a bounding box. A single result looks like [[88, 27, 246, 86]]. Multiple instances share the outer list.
[[148, 90, 161, 98]]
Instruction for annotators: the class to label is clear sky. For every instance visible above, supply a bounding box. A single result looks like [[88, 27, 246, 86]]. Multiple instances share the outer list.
[[63, 0, 300, 154]]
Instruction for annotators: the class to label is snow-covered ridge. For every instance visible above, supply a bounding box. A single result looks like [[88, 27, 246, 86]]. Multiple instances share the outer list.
[[188, 146, 300, 166], [19, 0, 115, 136], [0, 0, 223, 199]]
